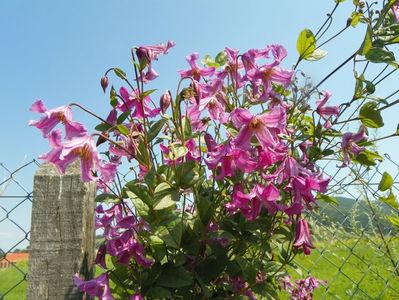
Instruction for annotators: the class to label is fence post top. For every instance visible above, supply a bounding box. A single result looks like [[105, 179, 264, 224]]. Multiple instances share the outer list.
[[35, 161, 81, 177]]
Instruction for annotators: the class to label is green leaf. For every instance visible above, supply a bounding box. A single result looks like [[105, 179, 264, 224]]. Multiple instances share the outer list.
[[117, 111, 130, 124], [109, 86, 118, 107], [386, 215, 399, 227], [359, 102, 384, 128], [125, 181, 151, 206], [126, 190, 150, 216], [116, 124, 129, 135], [354, 150, 383, 166], [176, 160, 199, 188], [157, 265, 194, 288], [94, 123, 113, 132], [156, 220, 184, 249], [350, 11, 363, 27], [365, 48, 396, 63], [201, 54, 219, 67], [296, 29, 316, 59], [379, 192, 398, 210], [155, 198, 179, 211], [146, 287, 171, 298], [215, 50, 228, 66], [365, 80, 375, 94], [181, 116, 192, 139], [168, 144, 188, 160], [154, 185, 179, 211], [236, 256, 257, 284], [95, 193, 118, 203], [306, 48, 328, 61], [148, 118, 167, 142], [378, 172, 394, 191], [358, 26, 372, 55], [113, 68, 126, 79], [335, 0, 347, 2], [316, 193, 338, 206], [140, 89, 157, 99]]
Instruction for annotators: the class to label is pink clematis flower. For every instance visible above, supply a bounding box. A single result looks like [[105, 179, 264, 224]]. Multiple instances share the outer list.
[[130, 294, 144, 300], [179, 52, 215, 81], [231, 106, 287, 149], [95, 244, 107, 269], [293, 219, 313, 255], [216, 47, 244, 88], [73, 273, 115, 300], [341, 126, 368, 166], [135, 40, 175, 83], [206, 141, 257, 179], [226, 183, 280, 221], [40, 133, 113, 182], [316, 91, 339, 128], [117, 87, 161, 118], [198, 79, 228, 123], [106, 230, 154, 267], [29, 100, 87, 139]]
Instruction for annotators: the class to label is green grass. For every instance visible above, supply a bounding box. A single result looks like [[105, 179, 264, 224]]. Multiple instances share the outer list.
[[280, 237, 399, 299], [2, 238, 399, 299], [0, 261, 27, 300]]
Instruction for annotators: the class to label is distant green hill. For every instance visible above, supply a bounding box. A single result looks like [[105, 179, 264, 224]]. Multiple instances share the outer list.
[[314, 196, 397, 234]]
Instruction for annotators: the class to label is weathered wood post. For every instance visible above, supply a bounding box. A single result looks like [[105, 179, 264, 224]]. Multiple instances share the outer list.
[[27, 162, 96, 300]]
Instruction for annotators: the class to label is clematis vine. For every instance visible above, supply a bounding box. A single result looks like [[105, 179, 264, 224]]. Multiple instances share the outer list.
[[30, 19, 396, 297]]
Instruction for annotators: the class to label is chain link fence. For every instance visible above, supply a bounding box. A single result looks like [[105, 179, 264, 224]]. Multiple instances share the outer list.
[[1, 156, 398, 299], [0, 160, 39, 300], [289, 154, 399, 299]]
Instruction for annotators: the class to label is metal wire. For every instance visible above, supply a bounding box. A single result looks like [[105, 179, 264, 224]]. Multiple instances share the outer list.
[[0, 160, 39, 300]]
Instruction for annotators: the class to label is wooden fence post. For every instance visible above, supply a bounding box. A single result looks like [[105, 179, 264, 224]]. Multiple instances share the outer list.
[[27, 162, 96, 300]]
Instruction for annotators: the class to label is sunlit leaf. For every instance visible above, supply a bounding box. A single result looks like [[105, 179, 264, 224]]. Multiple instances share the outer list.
[[365, 48, 396, 63], [113, 67, 126, 79], [296, 29, 316, 59], [378, 172, 394, 191], [359, 102, 384, 128], [306, 48, 328, 61]]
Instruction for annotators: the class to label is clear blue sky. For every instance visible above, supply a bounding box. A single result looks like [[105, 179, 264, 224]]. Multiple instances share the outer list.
[[0, 0, 398, 251]]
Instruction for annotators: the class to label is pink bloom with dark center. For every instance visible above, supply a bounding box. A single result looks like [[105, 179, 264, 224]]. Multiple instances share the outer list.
[[341, 126, 368, 166], [226, 183, 280, 220], [179, 52, 215, 81], [107, 230, 154, 267], [118, 87, 161, 118], [29, 100, 87, 139], [39, 134, 99, 181], [217, 47, 244, 87], [316, 91, 339, 128], [205, 141, 257, 179], [73, 273, 114, 300], [231, 106, 287, 149], [198, 79, 228, 123], [293, 219, 313, 255]]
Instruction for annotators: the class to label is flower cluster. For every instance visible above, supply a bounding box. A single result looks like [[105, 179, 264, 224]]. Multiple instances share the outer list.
[[282, 276, 326, 300], [30, 38, 379, 299]]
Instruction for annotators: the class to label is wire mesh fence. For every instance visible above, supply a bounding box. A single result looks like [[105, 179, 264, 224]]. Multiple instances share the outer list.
[[0, 160, 39, 300], [289, 154, 399, 299], [0, 155, 398, 299]]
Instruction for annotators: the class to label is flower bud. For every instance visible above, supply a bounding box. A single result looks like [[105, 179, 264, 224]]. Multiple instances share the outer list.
[[160, 90, 172, 114], [100, 76, 108, 93]]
